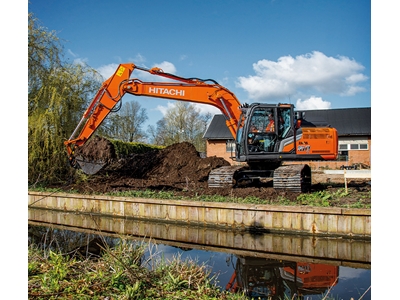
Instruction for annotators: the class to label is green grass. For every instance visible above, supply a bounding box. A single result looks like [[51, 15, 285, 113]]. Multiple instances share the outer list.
[[28, 238, 247, 299], [29, 186, 371, 209]]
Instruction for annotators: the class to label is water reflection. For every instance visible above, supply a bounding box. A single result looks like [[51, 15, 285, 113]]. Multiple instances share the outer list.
[[227, 258, 338, 299], [28, 209, 371, 299], [154, 244, 370, 300]]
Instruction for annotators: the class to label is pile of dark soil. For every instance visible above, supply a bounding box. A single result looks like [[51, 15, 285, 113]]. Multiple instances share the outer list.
[[75, 135, 116, 163], [57, 136, 371, 206]]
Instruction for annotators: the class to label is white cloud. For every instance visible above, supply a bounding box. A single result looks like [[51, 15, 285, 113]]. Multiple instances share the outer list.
[[237, 51, 368, 101], [96, 61, 178, 82], [339, 267, 369, 280], [194, 103, 221, 115], [155, 102, 175, 116], [67, 49, 77, 57], [152, 61, 177, 74], [67, 49, 89, 66], [73, 57, 88, 66], [296, 96, 331, 110], [155, 101, 220, 117], [133, 61, 179, 82], [97, 63, 119, 80], [129, 53, 146, 64]]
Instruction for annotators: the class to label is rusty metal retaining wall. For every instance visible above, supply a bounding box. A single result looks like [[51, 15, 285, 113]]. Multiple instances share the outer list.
[[28, 192, 371, 239]]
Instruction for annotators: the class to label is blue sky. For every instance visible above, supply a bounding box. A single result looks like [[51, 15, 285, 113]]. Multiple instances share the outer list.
[[28, 0, 372, 130]]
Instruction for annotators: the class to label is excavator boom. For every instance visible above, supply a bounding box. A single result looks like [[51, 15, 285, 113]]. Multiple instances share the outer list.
[[64, 63, 242, 172]]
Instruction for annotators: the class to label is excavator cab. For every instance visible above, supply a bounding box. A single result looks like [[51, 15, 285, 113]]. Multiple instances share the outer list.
[[235, 103, 294, 162], [222, 102, 338, 191]]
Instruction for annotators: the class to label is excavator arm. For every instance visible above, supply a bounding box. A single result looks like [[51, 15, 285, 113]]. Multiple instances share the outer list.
[[64, 63, 243, 170]]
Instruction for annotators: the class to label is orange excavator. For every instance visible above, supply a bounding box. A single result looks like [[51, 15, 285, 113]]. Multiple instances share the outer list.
[[65, 63, 338, 192]]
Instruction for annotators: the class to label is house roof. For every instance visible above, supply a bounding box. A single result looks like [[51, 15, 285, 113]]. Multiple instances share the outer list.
[[300, 107, 371, 136], [203, 107, 371, 140]]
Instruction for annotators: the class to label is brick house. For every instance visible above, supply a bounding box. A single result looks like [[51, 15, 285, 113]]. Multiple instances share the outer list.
[[203, 107, 371, 170]]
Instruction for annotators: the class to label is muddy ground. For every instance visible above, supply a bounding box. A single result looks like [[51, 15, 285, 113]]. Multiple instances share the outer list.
[[56, 136, 371, 207]]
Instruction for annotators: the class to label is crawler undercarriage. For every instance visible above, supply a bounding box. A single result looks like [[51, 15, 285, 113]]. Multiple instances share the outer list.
[[208, 164, 311, 193]]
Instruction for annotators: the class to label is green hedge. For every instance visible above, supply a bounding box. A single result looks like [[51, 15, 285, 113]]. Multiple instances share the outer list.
[[110, 139, 165, 158]]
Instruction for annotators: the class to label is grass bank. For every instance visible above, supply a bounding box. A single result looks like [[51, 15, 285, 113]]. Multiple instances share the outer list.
[[28, 236, 246, 300], [29, 185, 371, 209]]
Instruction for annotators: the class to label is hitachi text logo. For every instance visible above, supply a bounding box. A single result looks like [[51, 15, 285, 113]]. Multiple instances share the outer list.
[[148, 87, 185, 96]]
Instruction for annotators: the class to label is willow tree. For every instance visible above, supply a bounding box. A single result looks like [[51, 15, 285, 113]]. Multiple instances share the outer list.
[[28, 13, 101, 185]]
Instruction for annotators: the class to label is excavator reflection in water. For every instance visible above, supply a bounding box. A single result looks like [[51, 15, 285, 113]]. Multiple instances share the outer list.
[[226, 257, 339, 299]]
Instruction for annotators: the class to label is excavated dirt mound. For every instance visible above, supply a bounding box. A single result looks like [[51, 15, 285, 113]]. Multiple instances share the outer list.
[[101, 140, 231, 184], [56, 136, 371, 206], [74, 135, 116, 163]]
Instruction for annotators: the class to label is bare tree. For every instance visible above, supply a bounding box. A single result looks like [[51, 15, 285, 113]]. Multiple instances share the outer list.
[[149, 102, 211, 152], [99, 100, 148, 142]]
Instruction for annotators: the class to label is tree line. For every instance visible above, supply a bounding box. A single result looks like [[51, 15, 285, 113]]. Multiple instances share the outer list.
[[28, 13, 211, 186]]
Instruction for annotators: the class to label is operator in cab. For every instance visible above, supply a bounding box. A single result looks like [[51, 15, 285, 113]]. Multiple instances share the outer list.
[[265, 113, 275, 132]]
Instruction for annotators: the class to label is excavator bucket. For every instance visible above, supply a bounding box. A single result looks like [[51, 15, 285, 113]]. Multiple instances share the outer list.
[[75, 156, 107, 175]]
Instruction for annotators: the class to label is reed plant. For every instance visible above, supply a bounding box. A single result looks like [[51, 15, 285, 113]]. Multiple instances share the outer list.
[[28, 236, 246, 299]]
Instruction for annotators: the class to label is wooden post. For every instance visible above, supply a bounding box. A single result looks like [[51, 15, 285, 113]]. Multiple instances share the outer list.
[[343, 170, 371, 194]]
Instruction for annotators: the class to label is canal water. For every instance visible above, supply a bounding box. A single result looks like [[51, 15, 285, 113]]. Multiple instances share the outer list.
[[28, 208, 371, 299]]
